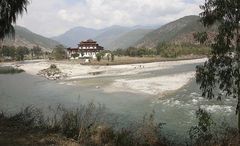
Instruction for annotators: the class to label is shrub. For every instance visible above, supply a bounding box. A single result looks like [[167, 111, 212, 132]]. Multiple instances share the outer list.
[[96, 53, 102, 62], [52, 45, 66, 60], [50, 64, 57, 69], [0, 66, 25, 74], [0, 103, 169, 146], [188, 108, 238, 146], [71, 53, 79, 59], [189, 108, 214, 145], [111, 53, 114, 62]]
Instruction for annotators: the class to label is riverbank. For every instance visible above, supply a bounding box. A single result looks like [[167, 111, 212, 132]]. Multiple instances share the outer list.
[[0, 58, 238, 145], [0, 58, 207, 79], [80, 55, 207, 66], [0, 58, 207, 96]]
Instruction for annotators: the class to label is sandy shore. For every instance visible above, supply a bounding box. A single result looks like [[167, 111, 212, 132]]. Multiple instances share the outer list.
[[1, 58, 207, 96], [3, 58, 206, 79], [103, 72, 195, 95]]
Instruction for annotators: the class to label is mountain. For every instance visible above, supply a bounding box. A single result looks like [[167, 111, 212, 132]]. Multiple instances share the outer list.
[[108, 29, 153, 49], [52, 25, 160, 50], [52, 26, 100, 47], [3, 26, 60, 51], [94, 26, 132, 49], [136, 15, 217, 48], [52, 25, 132, 48]]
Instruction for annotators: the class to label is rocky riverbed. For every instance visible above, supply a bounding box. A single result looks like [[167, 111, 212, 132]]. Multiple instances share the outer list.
[[37, 64, 67, 80]]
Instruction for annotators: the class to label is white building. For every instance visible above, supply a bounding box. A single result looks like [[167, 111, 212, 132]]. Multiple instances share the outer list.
[[67, 39, 104, 59]]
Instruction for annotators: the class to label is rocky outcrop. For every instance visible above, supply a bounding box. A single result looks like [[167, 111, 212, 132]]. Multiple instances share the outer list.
[[37, 64, 67, 80]]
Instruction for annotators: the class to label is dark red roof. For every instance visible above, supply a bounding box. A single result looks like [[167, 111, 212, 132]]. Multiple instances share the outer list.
[[80, 39, 97, 44]]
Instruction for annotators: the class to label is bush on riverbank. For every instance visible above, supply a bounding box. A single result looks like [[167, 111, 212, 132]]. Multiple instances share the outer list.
[[0, 104, 168, 146], [0, 66, 25, 74], [188, 108, 238, 146], [0, 104, 238, 146]]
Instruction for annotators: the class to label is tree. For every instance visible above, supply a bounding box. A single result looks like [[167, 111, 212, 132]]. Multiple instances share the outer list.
[[0, 0, 30, 40], [96, 53, 102, 62], [107, 54, 110, 62], [32, 46, 42, 59], [111, 53, 114, 62], [189, 108, 214, 145], [52, 45, 66, 60], [156, 42, 168, 56], [196, 0, 240, 133], [2, 46, 11, 57], [1, 46, 16, 59], [16, 46, 29, 60], [193, 32, 208, 45]]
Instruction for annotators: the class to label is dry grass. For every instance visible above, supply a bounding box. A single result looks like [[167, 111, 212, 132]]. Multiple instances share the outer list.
[[0, 111, 79, 146], [0, 104, 167, 146], [80, 55, 206, 66]]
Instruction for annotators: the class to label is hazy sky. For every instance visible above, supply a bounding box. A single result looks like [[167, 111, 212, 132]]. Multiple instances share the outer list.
[[16, 0, 204, 37]]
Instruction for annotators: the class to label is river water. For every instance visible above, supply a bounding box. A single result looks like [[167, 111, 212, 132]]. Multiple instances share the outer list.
[[0, 62, 237, 143]]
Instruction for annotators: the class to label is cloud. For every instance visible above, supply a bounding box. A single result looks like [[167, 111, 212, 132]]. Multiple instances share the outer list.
[[16, 0, 204, 37]]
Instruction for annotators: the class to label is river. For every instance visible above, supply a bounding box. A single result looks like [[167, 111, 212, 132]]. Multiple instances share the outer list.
[[0, 61, 237, 143]]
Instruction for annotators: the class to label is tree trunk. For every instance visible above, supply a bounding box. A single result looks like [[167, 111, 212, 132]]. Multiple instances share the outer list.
[[239, 111, 240, 134], [236, 14, 240, 134], [0, 40, 3, 61], [238, 88, 240, 134]]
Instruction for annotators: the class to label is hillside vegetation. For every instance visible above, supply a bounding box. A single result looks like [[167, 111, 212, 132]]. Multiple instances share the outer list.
[[136, 15, 217, 48], [108, 29, 153, 49], [3, 26, 60, 51], [52, 15, 216, 51]]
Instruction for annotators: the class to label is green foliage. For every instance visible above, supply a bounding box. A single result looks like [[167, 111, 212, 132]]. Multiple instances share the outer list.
[[193, 32, 208, 44], [188, 108, 239, 146], [16, 46, 29, 61], [156, 43, 210, 58], [189, 108, 214, 145], [52, 45, 66, 60], [137, 15, 218, 49], [71, 53, 79, 59], [1, 46, 30, 61], [111, 53, 114, 62], [96, 53, 102, 62], [0, 66, 24, 74], [115, 47, 157, 57], [1, 46, 16, 59], [31, 46, 43, 59], [156, 42, 167, 55], [107, 54, 110, 62], [50, 64, 57, 69], [195, 0, 240, 132], [0, 0, 30, 40], [7, 106, 45, 128], [113, 43, 210, 58], [114, 48, 126, 56]]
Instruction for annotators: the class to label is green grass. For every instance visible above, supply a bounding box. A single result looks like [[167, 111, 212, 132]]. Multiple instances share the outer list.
[[0, 66, 25, 74]]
